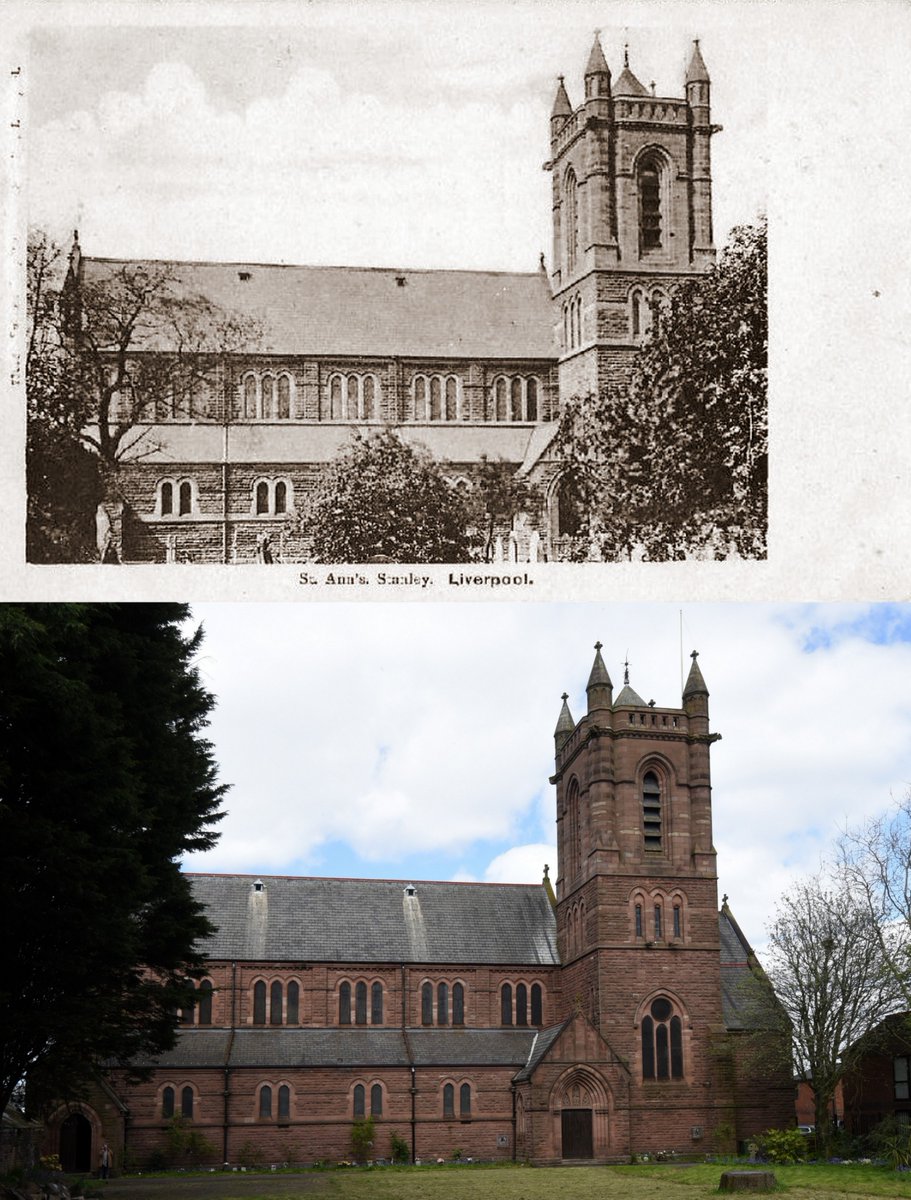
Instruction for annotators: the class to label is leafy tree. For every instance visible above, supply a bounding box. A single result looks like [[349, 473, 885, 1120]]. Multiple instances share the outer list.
[[0, 603, 226, 1114], [551, 219, 767, 561], [763, 873, 902, 1158], [26, 228, 255, 561], [469, 456, 541, 562], [300, 427, 473, 562]]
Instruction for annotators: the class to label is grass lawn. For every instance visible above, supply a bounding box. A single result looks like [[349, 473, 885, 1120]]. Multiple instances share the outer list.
[[97, 1161, 911, 1200]]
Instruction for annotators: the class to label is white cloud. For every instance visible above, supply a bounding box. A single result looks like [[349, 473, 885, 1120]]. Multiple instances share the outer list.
[[484, 844, 557, 885]]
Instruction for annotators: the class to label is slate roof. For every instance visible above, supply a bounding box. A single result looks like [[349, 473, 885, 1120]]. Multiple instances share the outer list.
[[513, 1020, 567, 1081], [719, 908, 779, 1031], [614, 67, 650, 97], [80, 258, 557, 361], [188, 874, 559, 965], [152, 1028, 537, 1070]]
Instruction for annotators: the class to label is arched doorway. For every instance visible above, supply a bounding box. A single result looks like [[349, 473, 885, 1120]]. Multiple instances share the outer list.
[[551, 1066, 611, 1161], [59, 1112, 93, 1172]]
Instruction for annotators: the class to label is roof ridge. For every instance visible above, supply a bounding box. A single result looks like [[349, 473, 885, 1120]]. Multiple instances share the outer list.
[[84, 256, 544, 280], [184, 871, 547, 888]]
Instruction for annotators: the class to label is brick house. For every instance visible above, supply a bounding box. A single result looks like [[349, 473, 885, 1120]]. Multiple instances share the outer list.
[[59, 37, 720, 564], [43, 645, 792, 1170], [841, 1013, 911, 1138]]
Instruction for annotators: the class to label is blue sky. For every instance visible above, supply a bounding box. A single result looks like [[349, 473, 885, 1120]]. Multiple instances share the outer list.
[[182, 601, 911, 947]]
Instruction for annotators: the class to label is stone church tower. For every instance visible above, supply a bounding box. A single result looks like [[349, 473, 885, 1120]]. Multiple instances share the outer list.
[[550, 645, 736, 1152], [546, 36, 718, 404]]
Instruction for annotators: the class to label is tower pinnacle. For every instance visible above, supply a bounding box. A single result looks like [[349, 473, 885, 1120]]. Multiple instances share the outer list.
[[586, 642, 613, 712]]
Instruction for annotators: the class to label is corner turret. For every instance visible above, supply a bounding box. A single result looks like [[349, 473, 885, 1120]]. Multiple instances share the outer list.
[[683, 649, 710, 731], [554, 692, 575, 750], [586, 641, 613, 713], [584, 32, 611, 99], [551, 76, 572, 138]]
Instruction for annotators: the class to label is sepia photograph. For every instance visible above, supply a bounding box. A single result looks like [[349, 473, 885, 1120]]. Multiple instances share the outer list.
[[23, 5, 769, 568]]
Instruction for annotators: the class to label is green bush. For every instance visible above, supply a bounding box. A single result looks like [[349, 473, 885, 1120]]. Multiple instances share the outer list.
[[165, 1115, 214, 1166], [390, 1131, 410, 1164], [869, 1117, 911, 1169], [351, 1115, 375, 1163], [754, 1127, 808, 1165]]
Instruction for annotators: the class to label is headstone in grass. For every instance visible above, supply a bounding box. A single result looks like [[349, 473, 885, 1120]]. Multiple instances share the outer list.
[[719, 1169, 778, 1192]]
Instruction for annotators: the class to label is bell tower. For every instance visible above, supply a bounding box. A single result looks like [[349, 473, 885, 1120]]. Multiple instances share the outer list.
[[552, 643, 734, 1152], [546, 36, 719, 405]]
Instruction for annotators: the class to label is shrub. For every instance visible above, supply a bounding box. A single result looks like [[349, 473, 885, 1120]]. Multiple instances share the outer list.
[[165, 1115, 215, 1166], [869, 1117, 911, 1170], [351, 1115, 375, 1163], [754, 1126, 809, 1164], [390, 1131, 410, 1164], [235, 1140, 263, 1168]]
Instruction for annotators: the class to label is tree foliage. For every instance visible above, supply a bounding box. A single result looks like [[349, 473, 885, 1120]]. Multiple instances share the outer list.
[[26, 229, 255, 561], [839, 791, 911, 1007], [764, 873, 903, 1158], [300, 428, 474, 563], [552, 219, 767, 561], [0, 604, 226, 1114], [470, 456, 541, 562]]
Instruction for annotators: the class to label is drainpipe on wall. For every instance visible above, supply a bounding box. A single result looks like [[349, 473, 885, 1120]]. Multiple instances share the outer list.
[[223, 960, 237, 1164], [410, 1065, 417, 1165], [221, 407, 230, 565], [511, 1082, 517, 1162]]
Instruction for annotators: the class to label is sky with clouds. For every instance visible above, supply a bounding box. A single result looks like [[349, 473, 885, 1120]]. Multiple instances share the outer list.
[[26, 0, 771, 269], [183, 601, 911, 952]]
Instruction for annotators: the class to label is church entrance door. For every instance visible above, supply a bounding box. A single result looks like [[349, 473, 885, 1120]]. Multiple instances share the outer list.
[[561, 1108, 593, 1159], [59, 1112, 92, 1172]]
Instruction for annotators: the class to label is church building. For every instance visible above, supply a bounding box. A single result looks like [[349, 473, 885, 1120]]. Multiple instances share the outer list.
[[60, 36, 720, 563], [45, 645, 793, 1171]]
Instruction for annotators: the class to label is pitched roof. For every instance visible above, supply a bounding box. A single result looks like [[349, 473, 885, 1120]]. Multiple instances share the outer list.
[[513, 1020, 568, 1080], [80, 258, 557, 361], [719, 908, 780, 1031], [614, 66, 650, 96], [149, 1028, 537, 1070], [613, 684, 647, 707], [188, 874, 559, 965]]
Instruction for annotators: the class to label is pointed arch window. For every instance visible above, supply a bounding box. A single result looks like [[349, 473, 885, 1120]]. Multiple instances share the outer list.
[[162, 1086, 175, 1118], [255, 480, 270, 515], [330, 375, 343, 420], [638, 157, 663, 252], [643, 770, 662, 852], [362, 375, 376, 421], [253, 980, 267, 1025], [414, 376, 427, 420], [641, 996, 684, 1080], [531, 982, 543, 1026], [261, 375, 275, 419], [501, 983, 513, 1026], [371, 981, 383, 1025], [355, 981, 368, 1025], [445, 376, 458, 420], [339, 981, 352, 1025], [370, 1083, 383, 1117], [270, 981, 283, 1025], [452, 982, 465, 1026], [287, 980, 299, 1024], [277, 375, 291, 419], [197, 980, 213, 1025], [564, 168, 579, 275], [460, 1083, 472, 1117], [526, 378, 538, 421], [437, 982, 449, 1026], [515, 983, 528, 1026], [181, 1086, 194, 1118]]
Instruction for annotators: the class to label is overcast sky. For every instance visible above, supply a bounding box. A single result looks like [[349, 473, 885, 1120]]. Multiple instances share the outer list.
[[183, 601, 911, 952], [26, 0, 770, 269]]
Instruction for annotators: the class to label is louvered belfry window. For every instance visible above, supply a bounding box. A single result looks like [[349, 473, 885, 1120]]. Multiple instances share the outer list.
[[643, 771, 662, 852]]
